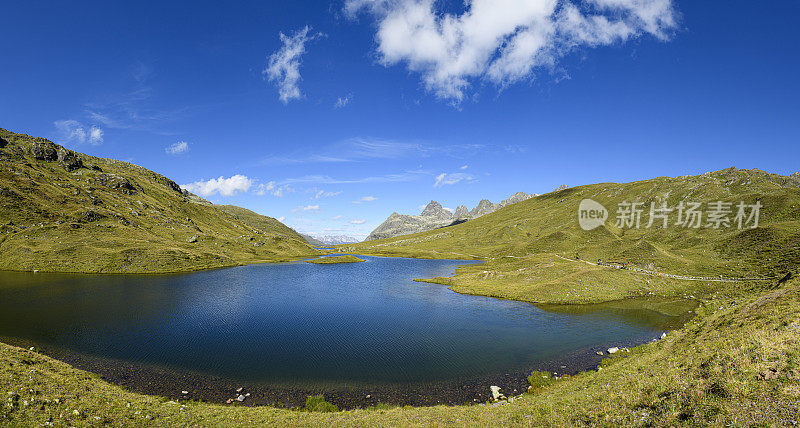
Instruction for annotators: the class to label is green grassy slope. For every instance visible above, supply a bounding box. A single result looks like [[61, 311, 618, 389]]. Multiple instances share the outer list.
[[0, 128, 319, 273], [339, 168, 800, 303]]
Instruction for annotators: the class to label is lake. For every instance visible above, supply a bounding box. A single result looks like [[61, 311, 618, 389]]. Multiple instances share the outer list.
[[0, 256, 695, 391]]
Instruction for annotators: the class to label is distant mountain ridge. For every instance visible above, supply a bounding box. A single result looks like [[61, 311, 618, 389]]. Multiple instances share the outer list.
[[302, 234, 362, 246], [366, 191, 542, 241]]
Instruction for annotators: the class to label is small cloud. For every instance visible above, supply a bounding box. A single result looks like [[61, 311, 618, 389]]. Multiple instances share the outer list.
[[277, 216, 286, 222], [350, 219, 366, 224], [434, 172, 473, 187], [255, 181, 292, 197], [352, 195, 378, 204], [54, 120, 104, 145], [165, 141, 189, 155], [460, 165, 468, 170], [311, 189, 342, 199], [334, 94, 353, 108], [332, 215, 343, 220], [264, 26, 323, 104], [293, 204, 320, 213], [180, 174, 253, 197], [444, 207, 454, 213]]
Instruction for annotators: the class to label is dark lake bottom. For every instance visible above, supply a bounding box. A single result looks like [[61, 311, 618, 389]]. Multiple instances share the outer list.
[[0, 256, 697, 409]]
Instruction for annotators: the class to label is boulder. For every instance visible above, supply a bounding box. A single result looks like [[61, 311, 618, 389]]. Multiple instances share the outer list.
[[490, 385, 502, 401], [30, 140, 58, 161], [57, 147, 84, 171], [554, 184, 569, 192], [188, 235, 198, 243], [607, 347, 619, 354]]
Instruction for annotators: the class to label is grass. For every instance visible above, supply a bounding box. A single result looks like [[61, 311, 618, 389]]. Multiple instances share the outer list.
[[305, 255, 365, 264], [341, 168, 800, 304], [0, 128, 320, 273], [302, 395, 339, 413]]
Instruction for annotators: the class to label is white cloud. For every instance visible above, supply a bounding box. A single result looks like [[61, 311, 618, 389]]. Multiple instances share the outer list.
[[54, 120, 104, 145], [277, 216, 286, 222], [264, 26, 323, 103], [293, 204, 321, 213], [434, 172, 474, 187], [334, 94, 353, 108], [346, 0, 677, 101], [311, 189, 342, 199], [255, 181, 292, 197], [181, 175, 253, 197], [332, 215, 343, 220], [352, 195, 378, 204], [350, 219, 366, 224], [165, 141, 189, 155], [460, 165, 468, 170], [444, 207, 454, 213]]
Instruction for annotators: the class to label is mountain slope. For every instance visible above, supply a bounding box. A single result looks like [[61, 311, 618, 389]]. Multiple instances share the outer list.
[[342, 168, 800, 303], [0, 128, 318, 273]]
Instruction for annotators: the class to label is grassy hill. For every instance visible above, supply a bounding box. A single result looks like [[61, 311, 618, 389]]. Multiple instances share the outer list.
[[0, 128, 319, 273], [338, 168, 800, 304]]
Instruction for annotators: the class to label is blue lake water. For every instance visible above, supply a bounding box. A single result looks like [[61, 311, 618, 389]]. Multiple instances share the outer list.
[[0, 256, 694, 388]]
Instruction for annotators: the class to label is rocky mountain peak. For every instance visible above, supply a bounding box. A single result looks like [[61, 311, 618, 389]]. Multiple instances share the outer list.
[[453, 205, 470, 219], [499, 192, 533, 207], [554, 184, 568, 192], [420, 200, 452, 219], [470, 199, 498, 218]]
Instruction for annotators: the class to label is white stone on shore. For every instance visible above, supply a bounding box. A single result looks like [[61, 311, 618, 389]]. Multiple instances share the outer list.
[[490, 386, 502, 401], [607, 347, 619, 354]]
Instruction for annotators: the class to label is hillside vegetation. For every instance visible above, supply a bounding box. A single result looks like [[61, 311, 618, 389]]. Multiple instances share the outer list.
[[0, 128, 319, 273], [339, 168, 800, 304]]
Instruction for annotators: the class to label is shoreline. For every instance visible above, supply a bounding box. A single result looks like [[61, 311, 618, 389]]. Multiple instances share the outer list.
[[1, 333, 661, 411]]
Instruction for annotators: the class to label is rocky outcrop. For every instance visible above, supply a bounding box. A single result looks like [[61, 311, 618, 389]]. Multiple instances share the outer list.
[[95, 173, 136, 194], [29, 139, 86, 172], [420, 200, 453, 220], [453, 205, 470, 219], [30, 140, 58, 161], [554, 184, 569, 192], [0, 137, 8, 149], [499, 191, 536, 207], [366, 192, 535, 241], [57, 147, 83, 171], [469, 199, 498, 218]]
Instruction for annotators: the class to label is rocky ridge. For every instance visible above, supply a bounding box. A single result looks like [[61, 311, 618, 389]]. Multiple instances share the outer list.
[[366, 192, 541, 241]]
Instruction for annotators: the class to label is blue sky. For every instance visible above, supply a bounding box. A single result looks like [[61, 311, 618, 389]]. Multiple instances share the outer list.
[[1, 0, 798, 239]]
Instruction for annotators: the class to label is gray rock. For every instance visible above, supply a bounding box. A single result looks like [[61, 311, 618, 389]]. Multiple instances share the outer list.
[[453, 205, 470, 219], [607, 347, 619, 354], [490, 385, 502, 401], [188, 235, 198, 243], [469, 199, 498, 218], [57, 147, 84, 171], [30, 140, 58, 161], [366, 192, 536, 241], [554, 184, 569, 192], [420, 200, 453, 220], [498, 192, 534, 208], [236, 394, 245, 402]]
